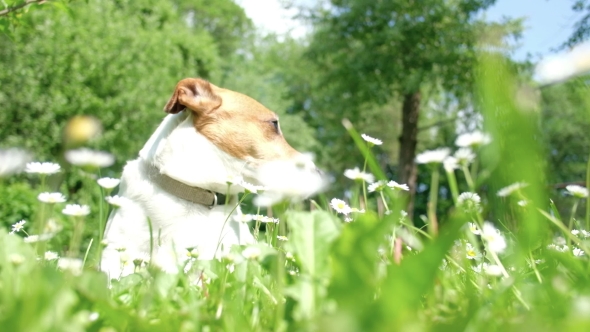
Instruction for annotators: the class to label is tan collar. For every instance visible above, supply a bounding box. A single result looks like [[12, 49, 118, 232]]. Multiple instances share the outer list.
[[146, 163, 227, 207]]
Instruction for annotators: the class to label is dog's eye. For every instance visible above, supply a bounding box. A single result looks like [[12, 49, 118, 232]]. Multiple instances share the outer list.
[[270, 120, 280, 132]]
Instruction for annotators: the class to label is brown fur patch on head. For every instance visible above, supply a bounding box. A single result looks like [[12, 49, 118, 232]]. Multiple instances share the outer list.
[[164, 78, 300, 161]]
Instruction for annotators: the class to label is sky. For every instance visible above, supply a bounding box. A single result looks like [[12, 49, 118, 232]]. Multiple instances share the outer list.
[[237, 0, 585, 62]]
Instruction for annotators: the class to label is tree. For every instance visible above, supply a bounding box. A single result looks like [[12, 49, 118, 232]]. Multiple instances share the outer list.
[[562, 0, 590, 48], [303, 0, 497, 214]]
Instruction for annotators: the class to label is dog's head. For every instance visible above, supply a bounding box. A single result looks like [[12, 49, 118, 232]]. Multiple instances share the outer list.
[[164, 78, 302, 163], [149, 78, 319, 195]]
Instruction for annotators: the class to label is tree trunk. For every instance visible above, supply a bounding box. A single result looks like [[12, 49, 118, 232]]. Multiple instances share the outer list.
[[398, 90, 421, 218]]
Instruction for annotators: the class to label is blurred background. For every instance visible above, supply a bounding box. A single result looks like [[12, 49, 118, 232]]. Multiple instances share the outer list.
[[1, 0, 589, 225]]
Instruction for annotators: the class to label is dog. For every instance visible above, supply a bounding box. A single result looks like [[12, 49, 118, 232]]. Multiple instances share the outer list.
[[101, 78, 316, 278]]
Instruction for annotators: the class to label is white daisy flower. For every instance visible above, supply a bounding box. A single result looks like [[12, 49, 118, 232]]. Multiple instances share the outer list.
[[65, 148, 115, 168], [25, 162, 61, 175], [242, 246, 262, 260], [566, 185, 588, 198], [239, 181, 265, 194], [361, 134, 383, 146], [387, 181, 409, 191], [468, 222, 481, 235], [10, 220, 26, 234], [465, 243, 481, 260], [572, 229, 581, 236], [497, 182, 528, 197], [344, 216, 353, 223], [233, 214, 254, 223], [9, 253, 25, 266], [573, 247, 585, 257], [481, 222, 507, 253], [455, 131, 492, 148], [416, 148, 451, 164], [277, 235, 288, 241], [105, 195, 129, 208], [44, 251, 59, 261], [57, 258, 84, 275], [226, 174, 244, 185], [62, 204, 91, 217], [457, 192, 481, 212], [454, 148, 475, 165], [0, 148, 32, 177], [344, 167, 375, 183], [483, 264, 503, 277], [330, 198, 352, 215], [23, 233, 54, 243], [37, 192, 66, 204], [251, 214, 279, 223], [368, 180, 387, 193], [443, 156, 459, 172], [97, 177, 120, 189]]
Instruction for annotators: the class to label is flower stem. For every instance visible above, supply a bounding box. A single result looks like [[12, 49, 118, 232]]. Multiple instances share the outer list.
[[445, 169, 459, 206], [213, 193, 249, 257], [379, 191, 390, 213], [361, 158, 369, 210], [427, 167, 440, 236], [586, 153, 590, 229], [462, 164, 475, 191], [569, 199, 580, 231], [68, 217, 85, 258]]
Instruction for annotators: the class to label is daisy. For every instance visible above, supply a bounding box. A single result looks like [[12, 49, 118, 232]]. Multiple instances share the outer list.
[[330, 198, 352, 215], [573, 247, 585, 257], [44, 251, 59, 261], [0, 148, 32, 177], [497, 182, 528, 197], [443, 156, 459, 172], [37, 192, 66, 204], [481, 222, 507, 253], [483, 264, 503, 277], [226, 174, 244, 185], [10, 220, 26, 234], [251, 214, 279, 223], [242, 246, 262, 260], [97, 177, 120, 189], [455, 131, 492, 148], [454, 148, 475, 165], [457, 192, 481, 212], [65, 148, 114, 168], [240, 181, 265, 194], [368, 180, 387, 193], [566, 185, 588, 198], [62, 204, 91, 217], [465, 243, 481, 260], [57, 258, 84, 275], [361, 134, 383, 146], [233, 214, 254, 223], [387, 181, 409, 191], [25, 162, 61, 175], [105, 195, 129, 208], [416, 148, 451, 164], [344, 167, 375, 183], [468, 222, 481, 235]]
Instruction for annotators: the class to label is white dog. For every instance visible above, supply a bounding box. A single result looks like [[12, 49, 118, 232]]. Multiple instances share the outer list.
[[101, 78, 316, 278]]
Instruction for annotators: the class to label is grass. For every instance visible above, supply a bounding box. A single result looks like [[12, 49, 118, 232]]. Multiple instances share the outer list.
[[1, 54, 590, 331]]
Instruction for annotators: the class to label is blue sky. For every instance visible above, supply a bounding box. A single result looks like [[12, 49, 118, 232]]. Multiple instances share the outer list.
[[239, 0, 585, 62], [485, 0, 583, 61]]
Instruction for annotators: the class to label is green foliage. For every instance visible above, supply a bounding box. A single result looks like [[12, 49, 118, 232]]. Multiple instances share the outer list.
[[0, 0, 220, 166], [0, 180, 37, 227], [562, 0, 590, 48]]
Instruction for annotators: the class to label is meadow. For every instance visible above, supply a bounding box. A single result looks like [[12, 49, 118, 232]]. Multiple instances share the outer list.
[[2, 55, 590, 332], [2, 1, 590, 331]]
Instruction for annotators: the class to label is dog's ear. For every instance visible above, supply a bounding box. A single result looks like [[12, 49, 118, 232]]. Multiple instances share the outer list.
[[164, 78, 221, 114]]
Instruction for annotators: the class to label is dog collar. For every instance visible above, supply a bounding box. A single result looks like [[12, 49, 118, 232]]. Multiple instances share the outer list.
[[146, 163, 227, 208]]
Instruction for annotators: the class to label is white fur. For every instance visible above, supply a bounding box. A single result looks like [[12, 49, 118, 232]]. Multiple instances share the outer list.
[[101, 112, 255, 278]]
